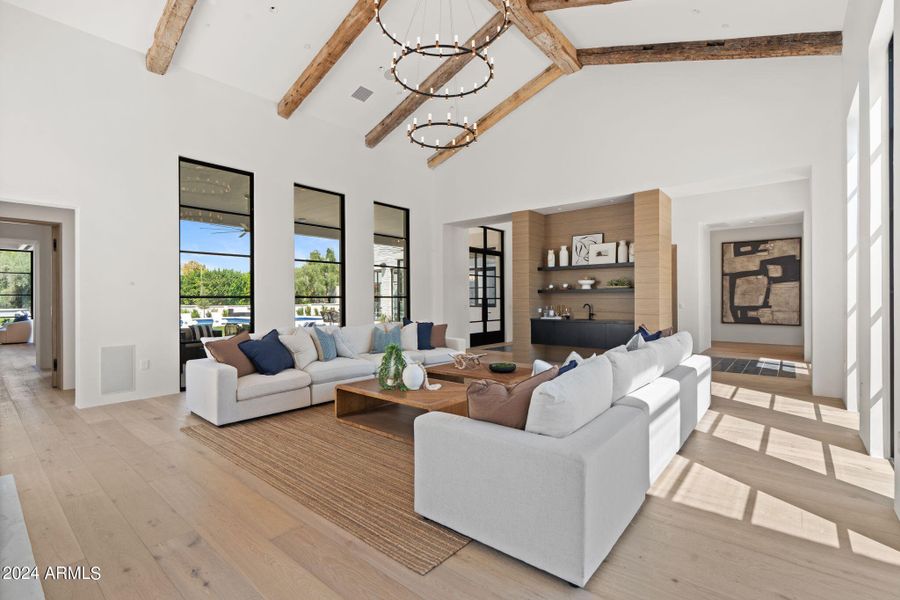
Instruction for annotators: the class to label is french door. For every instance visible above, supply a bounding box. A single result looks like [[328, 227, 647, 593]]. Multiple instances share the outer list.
[[469, 227, 505, 347]]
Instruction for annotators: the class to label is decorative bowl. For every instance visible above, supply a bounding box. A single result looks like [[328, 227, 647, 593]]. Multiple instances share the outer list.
[[561, 283, 571, 290], [489, 362, 518, 373], [577, 278, 596, 290]]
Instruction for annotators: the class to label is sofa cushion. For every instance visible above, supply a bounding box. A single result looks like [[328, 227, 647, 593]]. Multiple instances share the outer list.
[[526, 355, 615, 438], [372, 325, 401, 353], [564, 350, 596, 365], [417, 322, 435, 350], [205, 331, 256, 377], [331, 328, 359, 359], [420, 348, 456, 365], [279, 328, 318, 370], [532, 359, 554, 376], [236, 369, 312, 401], [303, 358, 376, 384], [401, 323, 418, 351], [647, 336, 684, 374], [606, 346, 663, 401], [339, 324, 376, 355], [431, 324, 448, 348], [311, 327, 338, 361], [238, 330, 295, 376], [625, 332, 646, 351], [467, 367, 559, 429]]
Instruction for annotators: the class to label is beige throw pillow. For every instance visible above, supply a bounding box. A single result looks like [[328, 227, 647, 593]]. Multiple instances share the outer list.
[[467, 367, 559, 429], [278, 328, 318, 369], [205, 331, 256, 377]]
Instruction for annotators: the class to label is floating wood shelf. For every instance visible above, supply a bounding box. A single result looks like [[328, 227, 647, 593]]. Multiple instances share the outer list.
[[538, 288, 634, 294], [538, 262, 634, 272]]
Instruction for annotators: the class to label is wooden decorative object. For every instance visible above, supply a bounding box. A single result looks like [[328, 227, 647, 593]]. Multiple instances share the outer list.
[[277, 0, 384, 119], [428, 65, 564, 168], [451, 353, 488, 370], [578, 32, 842, 66], [146, 0, 197, 75]]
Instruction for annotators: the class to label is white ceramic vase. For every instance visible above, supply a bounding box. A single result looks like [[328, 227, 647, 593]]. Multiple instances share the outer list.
[[547, 249, 556, 268], [402, 363, 426, 391], [617, 240, 628, 263], [628, 242, 635, 263], [559, 245, 569, 267]]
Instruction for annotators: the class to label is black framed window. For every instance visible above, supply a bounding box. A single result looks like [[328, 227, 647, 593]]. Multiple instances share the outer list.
[[179, 158, 254, 335], [374, 202, 409, 322], [294, 185, 344, 326], [0, 249, 33, 325], [468, 227, 505, 347]]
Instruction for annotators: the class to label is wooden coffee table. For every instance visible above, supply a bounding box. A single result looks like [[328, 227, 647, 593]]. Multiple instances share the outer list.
[[334, 378, 468, 444], [427, 357, 534, 386]]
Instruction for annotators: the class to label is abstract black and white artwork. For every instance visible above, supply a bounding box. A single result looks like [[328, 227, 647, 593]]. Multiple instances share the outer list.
[[572, 233, 603, 265], [722, 238, 801, 326]]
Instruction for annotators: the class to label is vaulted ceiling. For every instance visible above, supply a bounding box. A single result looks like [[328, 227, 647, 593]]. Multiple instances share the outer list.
[[8, 0, 849, 167]]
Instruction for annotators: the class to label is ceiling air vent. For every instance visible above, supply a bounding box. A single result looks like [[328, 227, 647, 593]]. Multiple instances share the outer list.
[[351, 86, 374, 102]]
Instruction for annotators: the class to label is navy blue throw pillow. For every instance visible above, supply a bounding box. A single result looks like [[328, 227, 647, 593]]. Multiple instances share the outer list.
[[557, 360, 578, 377], [417, 322, 435, 350], [13, 313, 29, 322], [637, 325, 662, 342], [238, 329, 294, 375], [402, 317, 413, 326]]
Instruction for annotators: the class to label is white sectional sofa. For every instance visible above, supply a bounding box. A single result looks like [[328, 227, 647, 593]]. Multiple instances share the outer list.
[[186, 323, 466, 426], [414, 332, 711, 587]]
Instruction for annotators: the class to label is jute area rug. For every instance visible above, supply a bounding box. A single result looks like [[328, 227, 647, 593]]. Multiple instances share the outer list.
[[182, 404, 469, 575]]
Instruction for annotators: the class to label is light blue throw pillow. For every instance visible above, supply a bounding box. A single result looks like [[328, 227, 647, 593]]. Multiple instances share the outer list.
[[313, 327, 338, 361], [372, 325, 401, 353]]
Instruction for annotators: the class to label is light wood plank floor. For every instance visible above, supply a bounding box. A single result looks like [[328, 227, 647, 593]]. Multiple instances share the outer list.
[[2, 343, 899, 599]]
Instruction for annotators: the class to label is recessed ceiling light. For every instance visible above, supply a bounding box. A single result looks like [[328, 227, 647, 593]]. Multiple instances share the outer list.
[[268, 5, 277, 14], [691, 8, 701, 15]]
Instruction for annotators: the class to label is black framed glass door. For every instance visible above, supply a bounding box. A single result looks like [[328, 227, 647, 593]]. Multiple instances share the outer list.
[[469, 226, 504, 347]]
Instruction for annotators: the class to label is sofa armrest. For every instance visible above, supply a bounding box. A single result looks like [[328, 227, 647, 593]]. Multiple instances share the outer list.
[[414, 406, 648, 586], [186, 358, 238, 426], [445, 337, 467, 352]]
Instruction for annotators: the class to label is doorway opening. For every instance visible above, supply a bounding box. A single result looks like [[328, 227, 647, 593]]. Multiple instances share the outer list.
[[468, 226, 505, 347]]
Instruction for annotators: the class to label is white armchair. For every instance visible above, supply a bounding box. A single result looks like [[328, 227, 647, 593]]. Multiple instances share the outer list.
[[0, 319, 32, 344]]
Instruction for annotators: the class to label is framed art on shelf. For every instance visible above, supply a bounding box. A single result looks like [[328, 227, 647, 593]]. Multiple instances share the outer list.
[[572, 233, 604, 265], [588, 242, 617, 265]]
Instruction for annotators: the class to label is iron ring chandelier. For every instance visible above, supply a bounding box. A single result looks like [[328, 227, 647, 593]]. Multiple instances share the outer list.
[[391, 48, 495, 99], [374, 0, 510, 58], [406, 114, 478, 150]]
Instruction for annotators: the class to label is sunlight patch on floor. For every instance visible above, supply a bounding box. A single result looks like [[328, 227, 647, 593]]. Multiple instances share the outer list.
[[848, 529, 900, 566], [765, 427, 828, 475], [731, 387, 773, 409], [828, 444, 896, 499], [673, 462, 751, 520], [750, 491, 839, 548], [710, 382, 737, 400], [712, 414, 766, 452], [771, 394, 818, 420], [695, 409, 719, 433]]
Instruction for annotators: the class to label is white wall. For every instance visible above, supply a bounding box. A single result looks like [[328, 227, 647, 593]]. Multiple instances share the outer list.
[[710, 223, 805, 347], [432, 56, 844, 398], [0, 4, 435, 407], [0, 222, 53, 367]]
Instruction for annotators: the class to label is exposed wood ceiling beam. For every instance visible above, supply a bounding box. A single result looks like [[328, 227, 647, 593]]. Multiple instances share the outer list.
[[578, 32, 843, 66], [365, 12, 508, 149], [278, 0, 385, 119], [146, 0, 197, 75], [528, 0, 630, 11], [428, 64, 563, 169], [488, 0, 581, 73]]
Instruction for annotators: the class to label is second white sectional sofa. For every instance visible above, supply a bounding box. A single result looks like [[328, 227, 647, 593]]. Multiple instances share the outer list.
[[414, 332, 711, 587], [186, 322, 466, 426]]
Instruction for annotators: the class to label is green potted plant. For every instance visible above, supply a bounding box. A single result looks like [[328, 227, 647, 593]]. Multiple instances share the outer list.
[[378, 343, 407, 391], [606, 277, 633, 288]]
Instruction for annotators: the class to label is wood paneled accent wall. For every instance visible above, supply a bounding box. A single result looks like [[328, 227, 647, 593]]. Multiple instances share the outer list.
[[542, 200, 635, 321], [512, 210, 546, 362], [634, 189, 673, 332]]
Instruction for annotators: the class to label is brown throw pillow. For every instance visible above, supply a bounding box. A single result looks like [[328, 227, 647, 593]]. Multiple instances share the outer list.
[[205, 331, 256, 377], [431, 323, 448, 348], [467, 366, 559, 429]]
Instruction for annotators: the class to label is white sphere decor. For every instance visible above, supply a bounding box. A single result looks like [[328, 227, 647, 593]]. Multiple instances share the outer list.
[[402, 363, 426, 391]]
